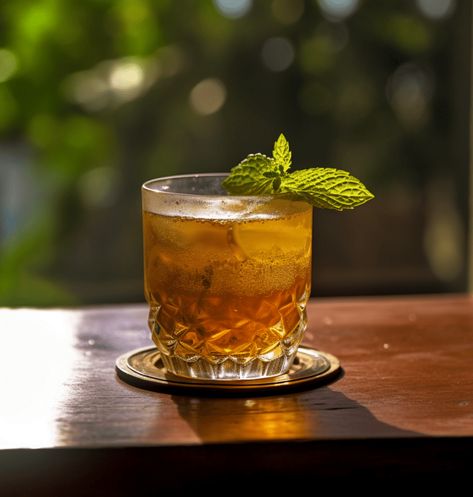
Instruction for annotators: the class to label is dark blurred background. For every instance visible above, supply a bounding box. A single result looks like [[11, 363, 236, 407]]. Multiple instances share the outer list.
[[0, 0, 470, 306]]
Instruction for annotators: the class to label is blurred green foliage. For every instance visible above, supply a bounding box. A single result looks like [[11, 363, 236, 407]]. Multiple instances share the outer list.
[[0, 0, 468, 305]]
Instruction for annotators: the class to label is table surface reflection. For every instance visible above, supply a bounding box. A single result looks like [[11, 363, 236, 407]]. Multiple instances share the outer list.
[[1, 294, 472, 493]]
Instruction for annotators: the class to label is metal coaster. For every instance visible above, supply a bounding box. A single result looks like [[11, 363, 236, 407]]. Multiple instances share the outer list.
[[116, 346, 341, 395]]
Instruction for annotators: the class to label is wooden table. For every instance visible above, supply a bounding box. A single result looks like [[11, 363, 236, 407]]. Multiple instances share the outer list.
[[1, 294, 472, 495]]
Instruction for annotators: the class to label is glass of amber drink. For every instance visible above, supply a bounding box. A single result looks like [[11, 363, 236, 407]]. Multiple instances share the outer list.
[[142, 173, 312, 380]]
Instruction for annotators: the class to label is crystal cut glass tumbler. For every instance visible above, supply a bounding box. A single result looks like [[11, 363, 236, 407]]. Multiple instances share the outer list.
[[142, 173, 312, 380]]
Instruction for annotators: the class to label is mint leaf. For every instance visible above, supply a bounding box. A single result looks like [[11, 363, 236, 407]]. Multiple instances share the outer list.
[[272, 133, 291, 173], [222, 153, 279, 195], [280, 168, 374, 210], [222, 134, 375, 210]]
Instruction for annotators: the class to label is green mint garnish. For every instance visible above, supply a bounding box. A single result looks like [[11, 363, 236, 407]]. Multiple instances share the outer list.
[[273, 132, 292, 173], [222, 134, 374, 211]]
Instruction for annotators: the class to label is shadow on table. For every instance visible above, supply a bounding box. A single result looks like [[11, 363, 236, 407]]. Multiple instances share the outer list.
[[167, 385, 454, 490], [167, 386, 450, 490], [171, 384, 421, 443]]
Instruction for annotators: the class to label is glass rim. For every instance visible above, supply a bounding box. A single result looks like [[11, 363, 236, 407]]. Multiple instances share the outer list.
[[142, 172, 278, 201]]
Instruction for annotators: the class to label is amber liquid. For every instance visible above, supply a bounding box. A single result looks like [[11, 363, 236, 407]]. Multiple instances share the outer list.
[[143, 201, 312, 378]]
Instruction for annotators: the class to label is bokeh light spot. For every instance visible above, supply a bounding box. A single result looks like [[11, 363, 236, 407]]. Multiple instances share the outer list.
[[0, 49, 19, 83], [424, 181, 463, 282], [109, 61, 145, 92], [386, 63, 433, 128], [214, 0, 252, 19], [63, 54, 163, 111], [64, 72, 109, 111], [261, 37, 295, 72], [189, 78, 227, 115], [318, 0, 359, 21], [272, 0, 304, 24], [78, 166, 119, 208], [416, 0, 455, 20]]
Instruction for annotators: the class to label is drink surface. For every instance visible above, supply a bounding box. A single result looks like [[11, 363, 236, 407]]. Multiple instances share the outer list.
[[143, 200, 312, 373]]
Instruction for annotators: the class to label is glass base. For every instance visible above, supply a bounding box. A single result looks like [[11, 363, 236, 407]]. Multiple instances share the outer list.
[[115, 345, 341, 394], [152, 315, 307, 380], [159, 352, 295, 380]]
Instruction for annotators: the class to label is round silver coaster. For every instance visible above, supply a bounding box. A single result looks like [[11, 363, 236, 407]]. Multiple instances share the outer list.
[[116, 346, 341, 395]]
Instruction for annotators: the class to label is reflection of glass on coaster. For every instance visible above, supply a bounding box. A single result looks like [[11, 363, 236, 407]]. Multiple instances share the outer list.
[[115, 345, 342, 395]]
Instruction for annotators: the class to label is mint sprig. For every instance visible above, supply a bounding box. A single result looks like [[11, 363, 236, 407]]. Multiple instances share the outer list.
[[273, 133, 292, 173], [220, 153, 277, 195], [222, 134, 374, 211]]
